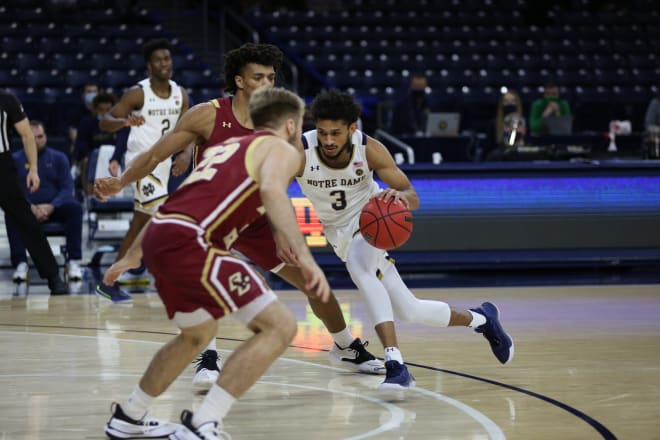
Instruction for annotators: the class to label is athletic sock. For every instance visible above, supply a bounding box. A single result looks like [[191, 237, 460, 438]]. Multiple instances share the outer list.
[[192, 384, 235, 428], [123, 385, 153, 421]]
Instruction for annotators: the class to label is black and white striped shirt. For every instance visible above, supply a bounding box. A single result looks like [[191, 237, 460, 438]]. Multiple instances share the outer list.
[[0, 90, 27, 154]]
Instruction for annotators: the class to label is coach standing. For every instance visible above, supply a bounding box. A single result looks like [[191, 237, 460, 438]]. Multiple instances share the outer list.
[[0, 90, 68, 294]]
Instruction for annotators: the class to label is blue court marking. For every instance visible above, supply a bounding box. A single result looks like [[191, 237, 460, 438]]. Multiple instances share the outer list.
[[405, 362, 617, 440]]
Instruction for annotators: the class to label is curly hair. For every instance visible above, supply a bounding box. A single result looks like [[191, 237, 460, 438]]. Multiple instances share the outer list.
[[142, 38, 172, 63], [223, 43, 283, 94], [310, 89, 361, 125]]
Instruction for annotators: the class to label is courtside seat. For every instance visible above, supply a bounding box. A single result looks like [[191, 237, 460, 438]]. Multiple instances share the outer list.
[[85, 145, 134, 245]]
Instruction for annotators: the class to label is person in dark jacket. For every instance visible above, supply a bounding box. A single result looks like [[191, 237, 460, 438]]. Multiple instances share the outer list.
[[0, 90, 68, 294], [7, 120, 84, 282]]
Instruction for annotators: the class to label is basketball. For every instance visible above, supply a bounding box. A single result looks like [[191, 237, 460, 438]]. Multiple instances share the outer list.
[[359, 196, 413, 250]]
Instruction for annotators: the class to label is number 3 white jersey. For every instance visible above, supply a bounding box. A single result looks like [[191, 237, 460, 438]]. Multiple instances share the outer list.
[[126, 78, 183, 161], [297, 129, 380, 229]]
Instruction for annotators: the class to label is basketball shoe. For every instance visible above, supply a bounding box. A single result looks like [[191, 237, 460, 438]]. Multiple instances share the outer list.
[[471, 301, 514, 364], [12, 262, 29, 282], [104, 402, 180, 439], [328, 338, 386, 374], [378, 360, 416, 401], [96, 282, 133, 303], [118, 260, 150, 285], [192, 350, 222, 388], [169, 410, 231, 440]]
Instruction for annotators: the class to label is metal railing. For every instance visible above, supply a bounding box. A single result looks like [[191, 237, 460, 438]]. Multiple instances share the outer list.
[[374, 129, 416, 164]]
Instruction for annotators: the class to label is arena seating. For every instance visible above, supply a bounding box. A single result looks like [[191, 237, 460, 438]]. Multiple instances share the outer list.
[[246, 0, 659, 136], [1, 0, 658, 157]]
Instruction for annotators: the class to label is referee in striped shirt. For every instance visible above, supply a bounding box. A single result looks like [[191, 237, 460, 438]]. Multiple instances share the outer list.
[[0, 89, 68, 294]]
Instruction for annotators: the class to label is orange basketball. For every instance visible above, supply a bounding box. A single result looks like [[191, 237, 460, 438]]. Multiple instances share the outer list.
[[359, 196, 413, 250]]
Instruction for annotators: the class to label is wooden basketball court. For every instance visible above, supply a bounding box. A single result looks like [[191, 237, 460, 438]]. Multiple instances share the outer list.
[[1, 282, 658, 439]]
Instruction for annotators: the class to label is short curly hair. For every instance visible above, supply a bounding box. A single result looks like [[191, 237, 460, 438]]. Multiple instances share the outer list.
[[142, 38, 172, 63], [310, 89, 361, 125], [223, 43, 283, 94]]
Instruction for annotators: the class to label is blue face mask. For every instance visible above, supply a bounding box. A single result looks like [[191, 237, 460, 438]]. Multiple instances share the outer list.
[[84, 92, 97, 105]]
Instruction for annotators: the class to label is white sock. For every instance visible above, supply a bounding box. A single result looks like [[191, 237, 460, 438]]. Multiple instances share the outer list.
[[204, 339, 217, 352], [192, 384, 235, 428], [330, 328, 355, 348], [469, 311, 487, 328], [385, 347, 404, 364], [123, 385, 153, 421]]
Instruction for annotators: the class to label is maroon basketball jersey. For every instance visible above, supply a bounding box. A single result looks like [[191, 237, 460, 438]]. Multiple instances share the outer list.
[[158, 131, 272, 250], [194, 97, 252, 166]]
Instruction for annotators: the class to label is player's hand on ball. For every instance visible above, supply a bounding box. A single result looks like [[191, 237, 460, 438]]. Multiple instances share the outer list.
[[378, 189, 409, 209]]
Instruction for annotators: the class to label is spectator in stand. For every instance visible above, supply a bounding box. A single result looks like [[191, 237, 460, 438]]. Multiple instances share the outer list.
[[494, 89, 526, 147], [389, 73, 431, 136], [74, 92, 126, 195], [7, 120, 83, 282], [644, 90, 660, 131], [529, 81, 571, 136], [67, 82, 99, 155]]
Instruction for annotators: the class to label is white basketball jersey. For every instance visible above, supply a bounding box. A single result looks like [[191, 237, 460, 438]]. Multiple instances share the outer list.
[[126, 78, 183, 157], [297, 129, 381, 228]]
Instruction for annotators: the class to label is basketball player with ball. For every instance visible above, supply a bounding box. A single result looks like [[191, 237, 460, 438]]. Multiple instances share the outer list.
[[296, 90, 514, 400]]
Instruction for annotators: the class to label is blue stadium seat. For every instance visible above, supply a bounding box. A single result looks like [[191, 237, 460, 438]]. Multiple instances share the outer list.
[[53, 53, 88, 70], [0, 70, 24, 87], [15, 53, 45, 70], [102, 70, 136, 89], [180, 69, 217, 89], [91, 53, 120, 70], [40, 36, 76, 53], [25, 69, 60, 87], [1, 36, 31, 52], [25, 22, 60, 37], [78, 37, 108, 53], [65, 70, 96, 88]]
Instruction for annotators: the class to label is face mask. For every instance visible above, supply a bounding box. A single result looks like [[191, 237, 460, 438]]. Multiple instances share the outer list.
[[503, 104, 517, 115], [84, 92, 97, 105]]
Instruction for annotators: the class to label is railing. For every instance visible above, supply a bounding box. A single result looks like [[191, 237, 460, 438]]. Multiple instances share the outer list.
[[374, 129, 416, 164]]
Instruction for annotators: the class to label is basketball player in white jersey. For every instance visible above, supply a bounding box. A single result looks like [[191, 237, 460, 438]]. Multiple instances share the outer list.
[[296, 90, 514, 400], [97, 38, 190, 302]]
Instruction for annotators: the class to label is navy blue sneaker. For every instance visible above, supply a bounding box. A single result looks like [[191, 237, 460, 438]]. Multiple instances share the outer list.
[[378, 360, 416, 401], [471, 302, 514, 364], [96, 282, 133, 303]]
